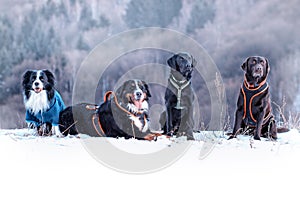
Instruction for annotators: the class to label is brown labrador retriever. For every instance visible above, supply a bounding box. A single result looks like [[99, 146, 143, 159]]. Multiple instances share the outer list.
[[229, 56, 277, 140]]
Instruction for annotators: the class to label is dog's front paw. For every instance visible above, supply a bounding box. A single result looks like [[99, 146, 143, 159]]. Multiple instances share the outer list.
[[38, 123, 53, 136], [144, 133, 162, 141], [53, 126, 63, 138], [253, 135, 261, 140], [227, 134, 236, 140], [166, 131, 175, 137]]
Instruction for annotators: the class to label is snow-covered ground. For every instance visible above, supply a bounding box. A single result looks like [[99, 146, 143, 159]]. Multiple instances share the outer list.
[[1, 128, 300, 200]]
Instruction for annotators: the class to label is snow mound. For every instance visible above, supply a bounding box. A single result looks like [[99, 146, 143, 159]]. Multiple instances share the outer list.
[[0, 128, 300, 200]]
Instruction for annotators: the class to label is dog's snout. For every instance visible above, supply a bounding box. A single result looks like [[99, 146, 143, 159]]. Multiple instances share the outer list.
[[255, 65, 263, 72], [34, 82, 39, 86], [135, 91, 142, 98]]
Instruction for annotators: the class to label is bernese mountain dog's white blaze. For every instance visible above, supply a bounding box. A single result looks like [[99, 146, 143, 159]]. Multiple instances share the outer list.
[[122, 80, 150, 132], [126, 80, 149, 114], [22, 69, 65, 136]]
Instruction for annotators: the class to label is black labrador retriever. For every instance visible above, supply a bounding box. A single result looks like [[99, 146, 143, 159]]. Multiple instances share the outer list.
[[229, 56, 277, 140], [160, 52, 197, 140]]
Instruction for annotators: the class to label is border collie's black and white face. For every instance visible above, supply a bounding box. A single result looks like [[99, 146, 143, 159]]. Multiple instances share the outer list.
[[22, 70, 55, 114]]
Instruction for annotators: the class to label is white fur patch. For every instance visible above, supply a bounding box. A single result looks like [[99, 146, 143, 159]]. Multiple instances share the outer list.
[[129, 115, 150, 133], [53, 125, 63, 137], [141, 101, 149, 110], [142, 119, 149, 133], [127, 103, 139, 113], [32, 70, 44, 90], [129, 115, 143, 131], [25, 90, 50, 115]]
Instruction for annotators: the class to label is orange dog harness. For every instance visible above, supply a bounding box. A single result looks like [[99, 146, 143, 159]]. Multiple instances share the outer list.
[[241, 78, 271, 126]]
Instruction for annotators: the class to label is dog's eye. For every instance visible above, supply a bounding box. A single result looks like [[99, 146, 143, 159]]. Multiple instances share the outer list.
[[260, 60, 265, 65], [32, 76, 36, 80], [39, 76, 44, 80]]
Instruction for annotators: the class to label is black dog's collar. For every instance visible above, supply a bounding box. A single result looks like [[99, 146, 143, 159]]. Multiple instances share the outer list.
[[169, 74, 191, 109], [170, 74, 189, 84]]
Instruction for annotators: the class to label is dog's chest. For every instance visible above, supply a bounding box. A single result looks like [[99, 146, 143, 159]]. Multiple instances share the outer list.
[[166, 82, 193, 106], [25, 90, 50, 115], [241, 82, 269, 125]]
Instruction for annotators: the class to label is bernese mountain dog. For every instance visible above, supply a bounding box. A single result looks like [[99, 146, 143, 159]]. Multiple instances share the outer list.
[[59, 79, 158, 140], [22, 69, 66, 136]]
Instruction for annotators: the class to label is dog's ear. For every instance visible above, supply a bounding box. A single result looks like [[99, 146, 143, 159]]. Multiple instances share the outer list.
[[142, 81, 151, 98], [22, 70, 33, 88], [115, 82, 126, 102], [241, 57, 250, 71], [167, 54, 177, 69], [265, 57, 270, 74], [43, 69, 55, 86]]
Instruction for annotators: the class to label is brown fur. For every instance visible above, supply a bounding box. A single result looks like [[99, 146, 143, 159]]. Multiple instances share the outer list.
[[230, 56, 277, 140]]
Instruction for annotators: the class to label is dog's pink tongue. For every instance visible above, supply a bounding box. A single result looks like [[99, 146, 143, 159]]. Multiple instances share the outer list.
[[34, 88, 42, 93], [133, 99, 143, 109]]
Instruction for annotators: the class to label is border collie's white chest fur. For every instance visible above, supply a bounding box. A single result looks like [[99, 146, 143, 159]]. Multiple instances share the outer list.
[[25, 90, 50, 115]]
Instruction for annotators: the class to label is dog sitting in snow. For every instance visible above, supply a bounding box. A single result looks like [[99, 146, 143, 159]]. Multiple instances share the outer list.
[[160, 52, 197, 140], [22, 69, 65, 136], [229, 56, 277, 140]]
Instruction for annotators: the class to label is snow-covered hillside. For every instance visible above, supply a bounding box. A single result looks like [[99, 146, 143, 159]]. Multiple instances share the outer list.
[[0, 129, 299, 200]]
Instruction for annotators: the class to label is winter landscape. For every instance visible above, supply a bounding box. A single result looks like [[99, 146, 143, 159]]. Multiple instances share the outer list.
[[1, 0, 300, 200]]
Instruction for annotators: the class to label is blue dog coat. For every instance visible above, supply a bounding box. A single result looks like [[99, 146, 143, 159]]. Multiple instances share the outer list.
[[26, 91, 65, 127]]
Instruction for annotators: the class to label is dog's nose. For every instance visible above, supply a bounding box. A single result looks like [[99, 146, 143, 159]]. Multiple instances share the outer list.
[[256, 66, 262, 72], [186, 63, 192, 68], [34, 82, 39, 86], [135, 91, 142, 98]]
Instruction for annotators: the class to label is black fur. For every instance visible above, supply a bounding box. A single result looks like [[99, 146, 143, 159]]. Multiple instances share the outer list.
[[160, 52, 197, 140], [59, 80, 152, 139]]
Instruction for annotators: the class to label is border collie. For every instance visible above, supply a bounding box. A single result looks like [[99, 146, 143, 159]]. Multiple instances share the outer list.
[[22, 69, 65, 136]]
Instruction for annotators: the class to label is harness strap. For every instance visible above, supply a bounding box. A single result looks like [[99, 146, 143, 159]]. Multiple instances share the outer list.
[[243, 76, 267, 90], [92, 113, 105, 137], [108, 91, 145, 116], [104, 91, 113, 102], [169, 75, 191, 109], [92, 91, 148, 137], [242, 79, 270, 126], [84, 104, 106, 137], [88, 91, 114, 137]]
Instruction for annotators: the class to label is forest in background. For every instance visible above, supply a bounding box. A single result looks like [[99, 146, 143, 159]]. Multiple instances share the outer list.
[[0, 0, 299, 129]]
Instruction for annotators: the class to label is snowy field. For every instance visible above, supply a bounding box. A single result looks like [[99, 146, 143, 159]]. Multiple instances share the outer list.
[[1, 128, 300, 200]]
